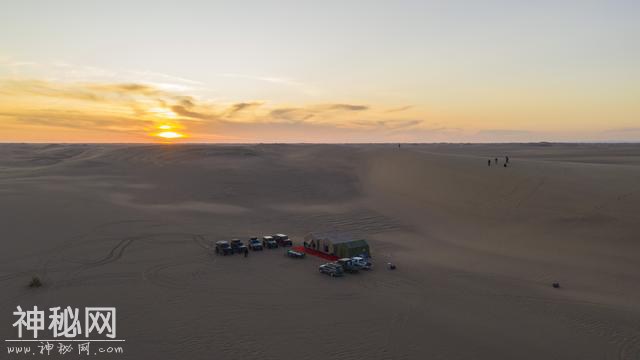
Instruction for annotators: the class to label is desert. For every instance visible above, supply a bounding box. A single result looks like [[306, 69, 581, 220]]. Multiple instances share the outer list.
[[1, 143, 639, 359]]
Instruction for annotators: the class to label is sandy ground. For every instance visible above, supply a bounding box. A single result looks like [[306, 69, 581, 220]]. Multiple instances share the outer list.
[[1, 143, 639, 359]]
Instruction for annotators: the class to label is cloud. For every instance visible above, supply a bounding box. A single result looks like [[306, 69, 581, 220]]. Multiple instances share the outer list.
[[381, 119, 423, 129], [1, 79, 101, 102], [264, 103, 369, 123], [349, 119, 423, 130], [2, 59, 203, 93], [325, 104, 368, 111], [218, 73, 301, 87], [227, 102, 263, 116], [177, 97, 195, 108], [1, 78, 378, 125], [0, 79, 175, 104], [215, 73, 319, 96], [0, 60, 38, 68], [4, 110, 153, 134], [477, 129, 533, 137], [268, 108, 315, 123], [0, 78, 430, 141], [92, 83, 158, 94], [383, 105, 413, 113], [170, 104, 219, 121], [129, 70, 203, 85], [0, 79, 185, 138]]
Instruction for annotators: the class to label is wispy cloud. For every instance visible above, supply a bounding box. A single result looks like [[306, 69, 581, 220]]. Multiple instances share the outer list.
[[477, 129, 533, 137], [170, 104, 218, 122], [0, 77, 428, 142], [2, 109, 153, 134], [216, 73, 319, 96], [226, 101, 263, 117], [325, 104, 369, 111], [130, 70, 203, 85], [1, 61, 38, 68], [217, 73, 301, 87], [0, 79, 173, 103], [268, 108, 315, 123], [0, 59, 203, 94], [383, 105, 413, 113]]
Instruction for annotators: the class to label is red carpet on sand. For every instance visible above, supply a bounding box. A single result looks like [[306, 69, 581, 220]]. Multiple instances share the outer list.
[[293, 246, 339, 261]]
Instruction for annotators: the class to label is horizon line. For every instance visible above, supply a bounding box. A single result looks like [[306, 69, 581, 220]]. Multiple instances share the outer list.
[[0, 141, 639, 145]]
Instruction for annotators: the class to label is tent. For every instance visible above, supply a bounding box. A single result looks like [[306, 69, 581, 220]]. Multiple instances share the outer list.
[[303, 232, 370, 258]]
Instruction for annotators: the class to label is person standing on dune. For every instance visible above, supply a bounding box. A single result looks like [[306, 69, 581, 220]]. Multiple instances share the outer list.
[[488, 159, 491, 167], [506, 156, 509, 164]]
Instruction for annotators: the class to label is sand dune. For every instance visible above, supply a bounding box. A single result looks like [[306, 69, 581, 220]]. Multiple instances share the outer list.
[[1, 143, 639, 359]]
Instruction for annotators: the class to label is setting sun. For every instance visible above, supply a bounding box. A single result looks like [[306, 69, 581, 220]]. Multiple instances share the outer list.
[[156, 131, 184, 139]]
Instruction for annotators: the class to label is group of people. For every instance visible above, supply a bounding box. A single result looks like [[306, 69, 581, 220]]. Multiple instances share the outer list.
[[488, 156, 509, 167]]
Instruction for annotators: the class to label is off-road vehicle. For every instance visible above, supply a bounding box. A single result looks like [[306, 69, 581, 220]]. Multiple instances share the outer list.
[[262, 236, 278, 249], [337, 258, 360, 273], [214, 240, 233, 256], [230, 239, 248, 254], [319, 262, 344, 277], [351, 256, 372, 270], [273, 233, 293, 247], [248, 237, 263, 251]]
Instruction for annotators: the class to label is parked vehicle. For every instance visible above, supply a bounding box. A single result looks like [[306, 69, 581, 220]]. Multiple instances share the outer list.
[[286, 249, 306, 258], [248, 237, 263, 251], [262, 236, 278, 249], [273, 233, 293, 247], [319, 263, 344, 277], [214, 240, 233, 256], [337, 258, 360, 273], [230, 239, 248, 254], [351, 256, 372, 270]]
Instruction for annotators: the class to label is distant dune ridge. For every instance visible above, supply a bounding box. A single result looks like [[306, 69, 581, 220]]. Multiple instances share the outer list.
[[1, 143, 639, 359]]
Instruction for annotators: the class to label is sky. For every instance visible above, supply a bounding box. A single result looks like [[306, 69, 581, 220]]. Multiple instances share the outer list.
[[0, 0, 638, 143]]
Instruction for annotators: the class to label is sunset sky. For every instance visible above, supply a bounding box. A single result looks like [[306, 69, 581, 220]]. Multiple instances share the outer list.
[[1, 0, 638, 143]]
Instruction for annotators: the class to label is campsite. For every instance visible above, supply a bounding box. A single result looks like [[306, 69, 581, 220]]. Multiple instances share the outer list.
[[212, 233, 375, 276]]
